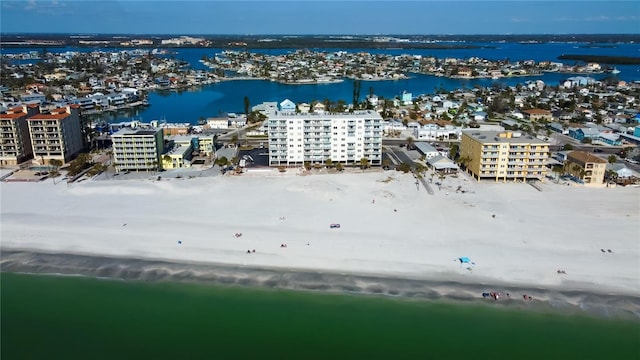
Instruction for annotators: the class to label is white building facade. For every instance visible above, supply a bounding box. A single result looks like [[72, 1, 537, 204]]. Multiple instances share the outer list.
[[268, 110, 383, 166]]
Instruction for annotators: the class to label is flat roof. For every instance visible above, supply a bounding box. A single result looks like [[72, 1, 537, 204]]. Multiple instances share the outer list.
[[462, 130, 549, 145], [112, 128, 161, 136], [268, 109, 382, 120]]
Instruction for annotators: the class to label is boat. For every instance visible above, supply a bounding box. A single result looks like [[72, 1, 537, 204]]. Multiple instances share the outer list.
[[611, 67, 621, 74]]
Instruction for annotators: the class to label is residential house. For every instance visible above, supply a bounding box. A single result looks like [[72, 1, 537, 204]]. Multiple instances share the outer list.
[[207, 117, 229, 129], [279, 99, 296, 113], [414, 142, 439, 159], [522, 108, 552, 122], [426, 155, 459, 174]]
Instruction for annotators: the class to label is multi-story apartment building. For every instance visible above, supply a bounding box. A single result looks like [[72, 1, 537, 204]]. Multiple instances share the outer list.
[[27, 105, 83, 164], [267, 110, 383, 167], [565, 150, 606, 186], [460, 130, 549, 182], [0, 104, 40, 165], [111, 128, 164, 172]]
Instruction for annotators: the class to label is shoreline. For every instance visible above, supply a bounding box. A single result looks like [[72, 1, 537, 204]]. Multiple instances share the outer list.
[[2, 249, 639, 321]]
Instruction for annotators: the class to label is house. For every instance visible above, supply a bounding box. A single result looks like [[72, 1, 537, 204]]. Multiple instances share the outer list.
[[565, 151, 606, 186], [597, 133, 622, 146], [414, 142, 439, 159], [427, 155, 459, 173], [279, 99, 296, 113], [548, 122, 568, 135], [207, 117, 229, 129], [297, 102, 310, 113], [313, 102, 325, 113], [606, 163, 637, 179], [522, 108, 552, 122], [568, 127, 600, 141]]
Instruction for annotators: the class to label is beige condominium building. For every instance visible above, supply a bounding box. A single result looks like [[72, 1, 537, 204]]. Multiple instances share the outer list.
[[27, 105, 84, 164], [460, 130, 549, 182], [111, 127, 164, 172], [0, 104, 40, 165], [565, 150, 606, 186]]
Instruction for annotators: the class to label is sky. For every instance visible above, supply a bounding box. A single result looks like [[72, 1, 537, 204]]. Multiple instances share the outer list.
[[1, 0, 639, 35]]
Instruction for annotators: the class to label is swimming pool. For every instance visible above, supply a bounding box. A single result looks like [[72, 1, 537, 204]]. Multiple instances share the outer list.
[[29, 166, 55, 171]]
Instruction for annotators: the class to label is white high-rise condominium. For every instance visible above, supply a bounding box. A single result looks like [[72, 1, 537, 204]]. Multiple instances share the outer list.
[[268, 110, 383, 167]]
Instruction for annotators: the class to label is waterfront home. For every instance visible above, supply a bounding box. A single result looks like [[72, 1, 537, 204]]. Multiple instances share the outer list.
[[297, 103, 310, 113], [206, 117, 229, 129], [20, 93, 46, 105], [313, 102, 326, 114], [279, 99, 296, 113], [426, 155, 459, 174], [252, 102, 278, 116], [565, 151, 606, 186]]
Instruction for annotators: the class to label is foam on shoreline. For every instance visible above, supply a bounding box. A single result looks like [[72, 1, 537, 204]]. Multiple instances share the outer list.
[[2, 250, 638, 321]]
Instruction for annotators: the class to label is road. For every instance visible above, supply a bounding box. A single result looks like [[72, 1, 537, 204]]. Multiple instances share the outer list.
[[387, 146, 434, 195]]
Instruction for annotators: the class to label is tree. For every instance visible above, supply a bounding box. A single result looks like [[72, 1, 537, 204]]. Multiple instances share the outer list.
[[325, 158, 333, 168], [49, 159, 63, 170], [360, 157, 370, 170], [449, 144, 460, 160], [304, 161, 311, 171], [552, 165, 564, 183], [244, 96, 250, 116], [406, 136, 414, 150], [608, 155, 617, 164], [396, 162, 411, 173], [335, 163, 344, 172], [563, 143, 574, 151]]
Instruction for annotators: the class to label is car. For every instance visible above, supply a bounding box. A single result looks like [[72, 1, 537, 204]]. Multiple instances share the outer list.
[[330, 224, 341, 229]]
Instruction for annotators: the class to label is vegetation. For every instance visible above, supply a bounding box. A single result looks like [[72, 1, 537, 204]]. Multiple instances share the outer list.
[[395, 162, 412, 173], [66, 153, 93, 177]]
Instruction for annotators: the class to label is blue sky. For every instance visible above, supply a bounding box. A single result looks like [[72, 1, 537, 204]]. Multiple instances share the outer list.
[[1, 0, 638, 35]]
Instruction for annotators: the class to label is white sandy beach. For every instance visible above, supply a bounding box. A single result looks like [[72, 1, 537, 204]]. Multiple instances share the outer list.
[[1, 170, 639, 311]]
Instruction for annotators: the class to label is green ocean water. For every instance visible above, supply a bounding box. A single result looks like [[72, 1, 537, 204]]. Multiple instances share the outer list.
[[2, 272, 639, 360]]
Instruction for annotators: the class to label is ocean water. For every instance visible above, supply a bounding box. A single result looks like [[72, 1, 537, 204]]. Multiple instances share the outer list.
[[2, 272, 638, 360]]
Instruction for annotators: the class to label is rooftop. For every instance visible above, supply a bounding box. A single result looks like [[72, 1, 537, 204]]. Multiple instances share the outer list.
[[462, 130, 549, 145], [567, 150, 607, 165], [112, 128, 161, 137]]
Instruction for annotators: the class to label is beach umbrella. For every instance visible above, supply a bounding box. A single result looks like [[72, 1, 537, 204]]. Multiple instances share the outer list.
[[458, 257, 474, 267]]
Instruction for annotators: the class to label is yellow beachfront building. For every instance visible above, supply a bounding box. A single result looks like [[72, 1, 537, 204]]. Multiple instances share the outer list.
[[565, 150, 606, 186], [460, 130, 549, 182]]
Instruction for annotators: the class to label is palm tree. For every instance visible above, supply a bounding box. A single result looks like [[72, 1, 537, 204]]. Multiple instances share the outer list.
[[406, 136, 414, 150], [360, 157, 370, 170], [552, 165, 563, 183], [608, 155, 617, 164], [325, 158, 333, 168]]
